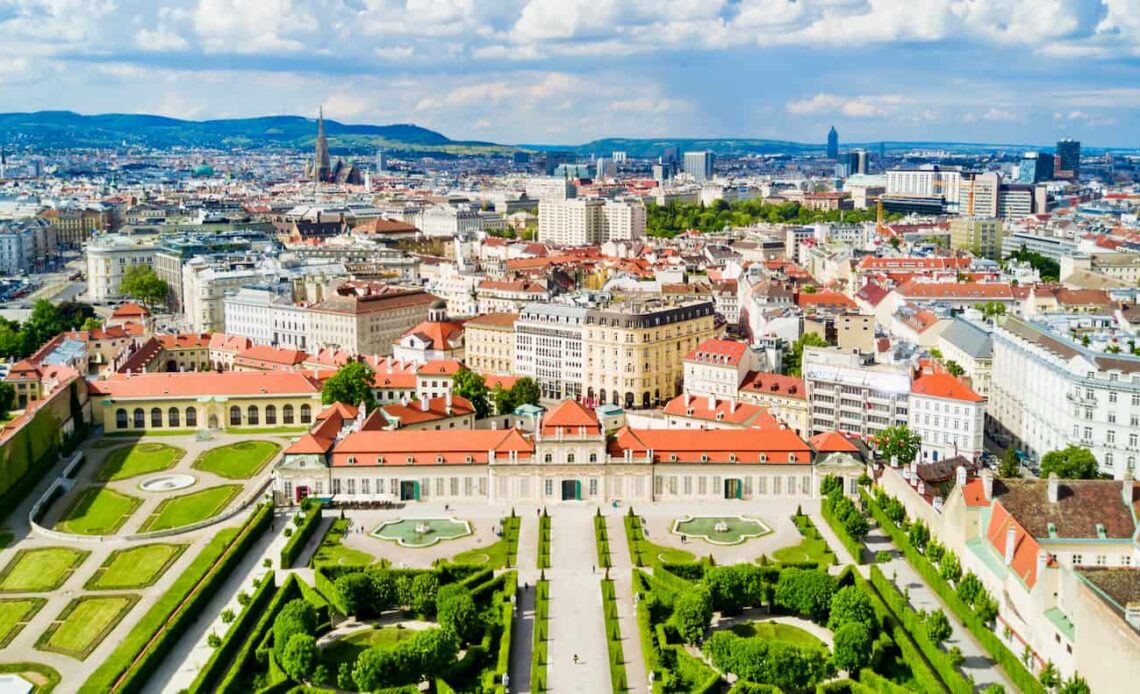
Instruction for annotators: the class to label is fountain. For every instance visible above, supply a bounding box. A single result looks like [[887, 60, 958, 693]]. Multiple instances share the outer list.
[[139, 474, 197, 492]]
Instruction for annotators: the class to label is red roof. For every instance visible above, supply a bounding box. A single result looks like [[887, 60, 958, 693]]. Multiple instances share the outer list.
[[97, 371, 320, 398], [379, 395, 475, 426], [797, 290, 857, 310], [610, 427, 810, 464], [911, 373, 984, 403], [236, 345, 309, 366], [739, 372, 805, 399], [417, 360, 462, 376], [810, 431, 859, 453], [111, 302, 150, 318], [684, 338, 748, 365], [895, 280, 1013, 300], [986, 502, 1043, 588], [541, 399, 602, 435], [331, 428, 534, 466], [402, 319, 465, 351], [663, 395, 779, 429]]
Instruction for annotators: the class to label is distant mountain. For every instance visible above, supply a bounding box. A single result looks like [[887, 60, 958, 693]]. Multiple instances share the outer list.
[[0, 111, 510, 155], [529, 137, 1075, 158]]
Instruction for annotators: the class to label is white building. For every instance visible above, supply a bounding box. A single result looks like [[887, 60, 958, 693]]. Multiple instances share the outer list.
[[0, 218, 54, 276], [682, 338, 751, 399], [802, 347, 911, 438], [537, 198, 646, 246], [515, 303, 587, 401], [85, 234, 156, 302], [908, 371, 986, 462], [991, 316, 1140, 478], [182, 258, 277, 333], [417, 205, 484, 238], [223, 285, 311, 350], [886, 167, 962, 205]]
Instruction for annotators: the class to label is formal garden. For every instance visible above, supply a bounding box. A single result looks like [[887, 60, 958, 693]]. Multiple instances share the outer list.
[[54, 486, 142, 535], [36, 594, 140, 660], [372, 518, 472, 547], [191, 440, 280, 480], [95, 442, 186, 482], [0, 547, 89, 592], [672, 515, 771, 545], [136, 483, 242, 533], [83, 543, 188, 590]]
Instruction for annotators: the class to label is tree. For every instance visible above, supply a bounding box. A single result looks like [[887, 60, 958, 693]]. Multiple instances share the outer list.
[[704, 565, 764, 614], [436, 584, 480, 643], [1040, 445, 1099, 479], [322, 361, 376, 408], [80, 317, 103, 331], [876, 425, 922, 466], [119, 265, 170, 307], [672, 587, 713, 644], [928, 347, 943, 359], [828, 586, 876, 632], [491, 384, 514, 415], [958, 572, 983, 606], [943, 360, 965, 377], [1039, 661, 1060, 689], [368, 569, 397, 611], [833, 622, 873, 673], [975, 301, 1007, 320], [452, 367, 491, 419], [774, 568, 836, 623], [21, 300, 65, 352], [335, 572, 374, 617], [974, 591, 998, 624], [337, 661, 355, 690], [409, 572, 440, 615], [908, 519, 930, 550], [1058, 674, 1090, 694], [940, 550, 962, 584], [998, 448, 1022, 478], [0, 382, 14, 420], [273, 599, 317, 660], [924, 609, 952, 645], [280, 633, 317, 682], [785, 332, 829, 377], [510, 376, 541, 407]]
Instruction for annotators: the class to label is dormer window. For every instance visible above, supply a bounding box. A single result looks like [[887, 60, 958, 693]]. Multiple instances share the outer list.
[[376, 456, 385, 465], [729, 453, 737, 463], [436, 455, 444, 464], [788, 453, 797, 463], [347, 456, 356, 465], [406, 455, 415, 464], [716, 412, 724, 421], [670, 453, 678, 462], [760, 453, 768, 463], [466, 455, 474, 464], [701, 453, 709, 463]]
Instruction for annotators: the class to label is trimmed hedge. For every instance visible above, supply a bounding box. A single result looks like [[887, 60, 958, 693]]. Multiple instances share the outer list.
[[601, 579, 627, 692], [537, 513, 551, 569], [188, 572, 277, 693], [503, 514, 521, 567], [81, 503, 273, 693], [215, 574, 307, 694], [869, 566, 970, 694], [531, 579, 550, 692], [820, 493, 865, 563], [862, 489, 1045, 694], [595, 512, 612, 569], [280, 500, 322, 568]]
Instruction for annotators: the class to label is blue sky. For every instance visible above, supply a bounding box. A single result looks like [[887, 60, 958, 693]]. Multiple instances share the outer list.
[[2, 0, 1140, 147]]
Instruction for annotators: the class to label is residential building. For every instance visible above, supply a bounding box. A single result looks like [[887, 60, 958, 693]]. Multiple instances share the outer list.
[[515, 303, 588, 401], [39, 205, 105, 248], [476, 279, 550, 314], [738, 371, 809, 437], [85, 234, 156, 302], [950, 217, 1003, 260], [683, 151, 715, 182], [682, 338, 752, 399], [936, 317, 994, 399], [537, 197, 645, 246], [908, 371, 986, 462], [802, 347, 910, 439], [307, 284, 438, 357], [182, 257, 275, 332], [417, 205, 484, 238], [391, 301, 465, 364], [0, 218, 55, 275], [959, 172, 1001, 217], [463, 312, 517, 375], [662, 393, 779, 430]]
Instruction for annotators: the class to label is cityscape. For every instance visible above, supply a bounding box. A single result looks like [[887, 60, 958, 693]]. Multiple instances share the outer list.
[[1, 2, 1139, 693]]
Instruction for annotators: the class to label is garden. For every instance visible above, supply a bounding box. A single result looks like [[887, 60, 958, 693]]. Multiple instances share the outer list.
[[54, 486, 142, 535], [0, 547, 89, 592], [192, 440, 280, 480], [0, 597, 46, 647], [767, 511, 836, 567], [136, 483, 242, 533], [450, 513, 520, 569], [84, 543, 187, 590], [372, 517, 471, 547], [309, 518, 377, 569], [36, 594, 139, 660], [95, 442, 185, 482], [625, 509, 695, 566], [673, 515, 771, 545]]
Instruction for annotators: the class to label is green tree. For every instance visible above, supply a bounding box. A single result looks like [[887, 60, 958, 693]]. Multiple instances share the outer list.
[[1006, 245, 1060, 281], [1040, 445, 1099, 479], [928, 347, 943, 359], [833, 622, 873, 673], [337, 661, 355, 690], [0, 320, 24, 358], [80, 317, 103, 331], [672, 587, 713, 644], [975, 301, 1007, 320], [452, 367, 491, 419], [876, 425, 922, 466], [0, 382, 14, 420], [908, 519, 930, 550], [491, 384, 514, 415], [785, 332, 829, 377], [436, 584, 480, 643], [998, 448, 1022, 478], [280, 633, 317, 682], [368, 569, 397, 611], [272, 599, 317, 660], [1058, 674, 1090, 694], [1039, 661, 1060, 690], [335, 572, 374, 617], [409, 572, 440, 615], [958, 572, 983, 606], [774, 568, 836, 623], [321, 361, 376, 408], [924, 609, 952, 645], [943, 360, 965, 377], [828, 586, 876, 632], [119, 264, 170, 307], [510, 376, 541, 407], [21, 300, 65, 352], [940, 550, 963, 584]]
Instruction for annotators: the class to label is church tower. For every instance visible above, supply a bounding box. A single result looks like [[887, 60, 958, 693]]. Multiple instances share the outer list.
[[313, 107, 331, 182]]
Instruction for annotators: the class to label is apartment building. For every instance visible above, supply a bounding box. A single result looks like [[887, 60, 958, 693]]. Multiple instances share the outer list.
[[515, 303, 587, 401], [463, 312, 517, 375], [682, 338, 752, 399], [85, 234, 155, 302], [537, 197, 646, 246], [476, 279, 549, 314], [182, 257, 275, 332], [802, 347, 910, 439], [0, 218, 57, 275], [935, 317, 994, 399], [40, 205, 105, 248], [908, 372, 986, 462], [991, 316, 1140, 478], [417, 205, 485, 238], [306, 284, 438, 357], [223, 284, 311, 350], [949, 217, 1004, 260]]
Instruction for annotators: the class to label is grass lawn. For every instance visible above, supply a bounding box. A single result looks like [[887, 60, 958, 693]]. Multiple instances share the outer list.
[[0, 662, 61, 693], [768, 515, 835, 566], [54, 487, 143, 535], [137, 484, 241, 533], [191, 440, 280, 479], [0, 548, 89, 592], [37, 595, 138, 659], [727, 621, 827, 650], [311, 519, 376, 568], [95, 442, 185, 482], [0, 598, 47, 647], [84, 543, 188, 590], [321, 626, 417, 669]]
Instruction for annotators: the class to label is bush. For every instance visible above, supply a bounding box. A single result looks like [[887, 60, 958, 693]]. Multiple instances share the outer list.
[[828, 585, 876, 632], [671, 587, 712, 645], [220, 608, 235, 624], [335, 572, 374, 618], [207, 632, 221, 648], [774, 568, 836, 623], [280, 501, 322, 568], [237, 591, 251, 607], [704, 631, 832, 690], [833, 622, 872, 673], [436, 584, 480, 643], [280, 633, 317, 682], [704, 564, 765, 614], [353, 627, 459, 690], [924, 609, 952, 645]]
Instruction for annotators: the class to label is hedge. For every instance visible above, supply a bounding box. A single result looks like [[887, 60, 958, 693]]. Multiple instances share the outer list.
[[624, 513, 645, 567], [537, 513, 551, 569], [188, 572, 277, 693], [862, 489, 1045, 694], [869, 566, 971, 694], [502, 514, 520, 567], [280, 501, 322, 568], [489, 574, 516, 691], [216, 574, 307, 694], [634, 572, 662, 691], [0, 406, 60, 522], [857, 670, 914, 694], [819, 494, 865, 563], [531, 579, 550, 692], [81, 503, 273, 693], [601, 579, 627, 692]]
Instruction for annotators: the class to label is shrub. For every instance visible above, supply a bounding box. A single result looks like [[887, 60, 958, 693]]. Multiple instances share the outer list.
[[704, 564, 764, 614], [280, 633, 317, 682], [335, 572, 374, 618], [207, 632, 221, 648], [958, 572, 983, 606], [828, 585, 876, 633], [924, 609, 952, 645], [671, 587, 712, 645], [774, 568, 836, 623], [280, 501, 322, 568], [237, 591, 251, 607], [272, 599, 317, 660], [337, 661, 355, 689], [436, 584, 480, 643], [833, 622, 872, 673]]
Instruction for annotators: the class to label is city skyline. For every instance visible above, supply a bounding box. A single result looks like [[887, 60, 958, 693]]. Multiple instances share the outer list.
[[2, 1, 1140, 147]]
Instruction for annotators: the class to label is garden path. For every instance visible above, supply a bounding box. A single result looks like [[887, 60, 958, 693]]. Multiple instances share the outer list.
[[606, 512, 647, 694], [545, 507, 609, 693]]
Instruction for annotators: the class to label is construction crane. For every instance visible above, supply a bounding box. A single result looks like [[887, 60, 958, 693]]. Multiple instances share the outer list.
[[876, 197, 884, 235]]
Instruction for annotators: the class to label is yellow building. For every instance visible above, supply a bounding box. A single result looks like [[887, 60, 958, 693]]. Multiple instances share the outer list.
[[463, 312, 517, 374], [950, 217, 1003, 261], [90, 371, 323, 431], [582, 300, 715, 409]]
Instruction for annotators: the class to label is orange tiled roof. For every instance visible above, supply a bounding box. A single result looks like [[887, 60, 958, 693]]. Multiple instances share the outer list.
[[739, 372, 805, 399], [417, 360, 462, 376], [541, 399, 601, 435], [97, 371, 320, 398], [330, 428, 534, 466], [684, 338, 748, 364], [663, 395, 779, 428], [610, 427, 810, 464], [810, 431, 859, 453], [911, 372, 984, 403]]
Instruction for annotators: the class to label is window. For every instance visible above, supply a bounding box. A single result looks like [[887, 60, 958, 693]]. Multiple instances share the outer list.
[[300, 404, 312, 423], [332, 478, 341, 495], [168, 407, 180, 427], [544, 453, 552, 463], [247, 405, 259, 425], [589, 453, 597, 463], [116, 408, 128, 429], [186, 407, 197, 427], [544, 479, 553, 496], [229, 406, 241, 426], [435, 478, 444, 496], [283, 404, 294, 424], [589, 478, 598, 496], [450, 477, 459, 496], [1072, 554, 1083, 566], [1123, 556, 1132, 567], [683, 476, 692, 495], [567, 454, 575, 464], [1108, 430, 1116, 444], [464, 477, 473, 496], [698, 476, 707, 495], [1096, 555, 1107, 566], [757, 477, 767, 495], [133, 408, 145, 428], [361, 479, 370, 495], [347, 479, 356, 495], [265, 405, 277, 425]]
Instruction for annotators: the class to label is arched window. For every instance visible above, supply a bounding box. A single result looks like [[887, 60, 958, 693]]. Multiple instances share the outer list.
[[300, 404, 312, 423], [168, 407, 180, 428], [186, 407, 197, 427], [151, 407, 163, 428], [115, 408, 128, 429], [133, 408, 144, 428], [247, 405, 259, 425], [229, 405, 241, 426], [265, 405, 277, 425], [567, 453, 576, 463], [283, 404, 294, 424]]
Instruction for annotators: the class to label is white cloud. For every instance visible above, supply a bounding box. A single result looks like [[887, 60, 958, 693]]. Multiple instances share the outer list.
[[786, 92, 907, 118], [192, 0, 313, 53]]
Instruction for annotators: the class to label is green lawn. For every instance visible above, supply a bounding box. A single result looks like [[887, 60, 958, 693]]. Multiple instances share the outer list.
[[727, 621, 827, 650], [673, 516, 771, 545], [0, 598, 47, 647], [137, 484, 241, 533], [768, 515, 836, 566], [37, 595, 138, 659], [55, 487, 142, 535], [0, 548, 89, 592], [95, 443, 184, 481], [0, 662, 61, 693], [311, 519, 376, 568], [191, 440, 280, 479], [321, 626, 417, 669], [84, 544, 187, 590]]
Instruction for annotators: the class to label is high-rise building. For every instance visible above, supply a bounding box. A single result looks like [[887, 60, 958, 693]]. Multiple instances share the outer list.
[[826, 126, 839, 160], [1017, 151, 1054, 184], [595, 157, 617, 180], [683, 151, 715, 182], [612, 151, 628, 164], [376, 148, 387, 173], [958, 171, 1001, 217], [537, 198, 646, 246], [949, 217, 1004, 260], [1056, 138, 1081, 179], [840, 150, 867, 176]]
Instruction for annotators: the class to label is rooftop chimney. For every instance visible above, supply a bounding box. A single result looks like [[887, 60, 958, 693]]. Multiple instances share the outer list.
[[1047, 472, 1060, 503], [981, 469, 994, 501], [684, 392, 691, 408], [707, 393, 716, 411], [421, 396, 430, 412], [1005, 525, 1017, 566]]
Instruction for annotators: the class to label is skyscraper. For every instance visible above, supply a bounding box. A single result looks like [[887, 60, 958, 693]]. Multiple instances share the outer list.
[[376, 148, 387, 173], [827, 126, 839, 160], [1056, 138, 1081, 179], [683, 151, 715, 182], [1017, 152, 1053, 184]]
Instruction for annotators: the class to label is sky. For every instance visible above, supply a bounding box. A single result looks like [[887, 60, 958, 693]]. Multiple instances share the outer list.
[[2, 0, 1140, 147]]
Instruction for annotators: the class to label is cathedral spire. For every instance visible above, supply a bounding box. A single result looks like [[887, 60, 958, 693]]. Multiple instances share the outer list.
[[312, 105, 331, 182]]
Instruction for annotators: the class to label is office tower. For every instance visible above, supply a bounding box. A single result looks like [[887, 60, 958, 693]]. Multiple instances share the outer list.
[[661, 146, 678, 164], [1017, 151, 1053, 184], [959, 171, 1001, 217], [595, 157, 617, 180], [683, 151, 715, 182], [841, 150, 867, 176], [376, 148, 387, 173], [612, 151, 628, 164], [1056, 138, 1080, 179], [878, 142, 885, 172], [827, 126, 839, 160], [544, 151, 575, 175], [949, 217, 1003, 260]]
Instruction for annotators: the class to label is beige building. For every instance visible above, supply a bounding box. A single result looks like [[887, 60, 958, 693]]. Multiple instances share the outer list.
[[737, 372, 810, 438], [950, 217, 1004, 261], [307, 284, 436, 357], [464, 312, 517, 375], [85, 235, 156, 302], [537, 197, 646, 246]]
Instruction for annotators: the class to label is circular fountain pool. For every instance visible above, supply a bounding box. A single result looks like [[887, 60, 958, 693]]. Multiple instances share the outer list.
[[139, 474, 197, 492]]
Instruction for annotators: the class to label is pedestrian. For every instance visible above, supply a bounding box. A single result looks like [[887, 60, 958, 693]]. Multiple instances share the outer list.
[[573, 654, 579, 665], [591, 564, 594, 574], [536, 507, 540, 517]]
